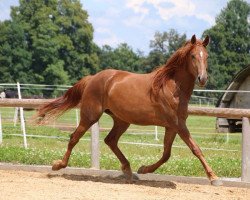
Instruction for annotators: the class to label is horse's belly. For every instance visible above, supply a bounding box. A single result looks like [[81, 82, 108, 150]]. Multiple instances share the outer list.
[[107, 96, 174, 126], [110, 106, 156, 125]]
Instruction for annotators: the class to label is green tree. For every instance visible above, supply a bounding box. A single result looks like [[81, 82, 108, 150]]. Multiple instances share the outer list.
[[99, 43, 145, 73], [203, 0, 250, 89], [55, 0, 99, 82], [150, 29, 186, 56], [98, 45, 115, 70], [146, 29, 186, 72], [6, 0, 99, 85], [0, 20, 32, 83]]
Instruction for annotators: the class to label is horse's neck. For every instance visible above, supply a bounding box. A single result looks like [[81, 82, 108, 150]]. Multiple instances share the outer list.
[[175, 67, 196, 103]]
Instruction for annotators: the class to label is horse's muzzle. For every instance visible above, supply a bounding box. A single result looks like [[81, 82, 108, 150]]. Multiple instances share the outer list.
[[197, 75, 207, 87]]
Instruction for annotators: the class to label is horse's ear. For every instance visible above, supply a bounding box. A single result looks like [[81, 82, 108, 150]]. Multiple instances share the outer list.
[[191, 35, 196, 44], [202, 35, 210, 47]]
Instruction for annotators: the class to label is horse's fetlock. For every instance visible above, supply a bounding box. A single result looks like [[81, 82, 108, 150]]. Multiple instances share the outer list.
[[122, 163, 131, 171], [162, 152, 171, 162]]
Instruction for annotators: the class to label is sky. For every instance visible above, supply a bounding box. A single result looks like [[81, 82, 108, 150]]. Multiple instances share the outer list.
[[0, 0, 230, 53]]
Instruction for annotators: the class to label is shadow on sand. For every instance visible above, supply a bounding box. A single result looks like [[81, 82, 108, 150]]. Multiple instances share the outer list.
[[47, 173, 176, 189]]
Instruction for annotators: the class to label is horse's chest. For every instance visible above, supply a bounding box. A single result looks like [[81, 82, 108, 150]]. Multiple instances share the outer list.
[[152, 98, 180, 126]]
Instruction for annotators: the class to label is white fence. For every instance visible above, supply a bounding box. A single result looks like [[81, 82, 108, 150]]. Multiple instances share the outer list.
[[0, 98, 250, 181], [1, 83, 250, 181], [0, 82, 225, 106]]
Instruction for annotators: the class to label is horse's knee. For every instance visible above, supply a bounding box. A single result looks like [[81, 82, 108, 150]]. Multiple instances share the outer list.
[[191, 147, 203, 157]]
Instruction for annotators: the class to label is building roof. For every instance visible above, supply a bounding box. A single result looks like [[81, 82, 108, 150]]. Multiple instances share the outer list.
[[216, 65, 250, 108]]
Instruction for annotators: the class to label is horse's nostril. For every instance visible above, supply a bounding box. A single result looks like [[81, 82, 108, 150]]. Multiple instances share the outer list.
[[198, 76, 201, 82]]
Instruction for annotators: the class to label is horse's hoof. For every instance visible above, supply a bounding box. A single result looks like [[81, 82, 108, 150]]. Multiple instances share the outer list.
[[123, 170, 133, 182], [52, 160, 65, 171], [132, 173, 139, 180], [120, 172, 139, 183], [125, 178, 133, 184], [211, 179, 223, 186], [137, 166, 147, 174]]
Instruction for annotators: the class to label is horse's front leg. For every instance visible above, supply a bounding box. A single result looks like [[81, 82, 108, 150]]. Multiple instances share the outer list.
[[137, 128, 176, 174], [178, 124, 223, 186]]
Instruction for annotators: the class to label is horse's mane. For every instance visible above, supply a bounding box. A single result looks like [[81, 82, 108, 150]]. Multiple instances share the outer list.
[[151, 40, 203, 95]]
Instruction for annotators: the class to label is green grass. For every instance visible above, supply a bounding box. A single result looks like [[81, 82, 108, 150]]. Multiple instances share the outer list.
[[0, 107, 242, 178]]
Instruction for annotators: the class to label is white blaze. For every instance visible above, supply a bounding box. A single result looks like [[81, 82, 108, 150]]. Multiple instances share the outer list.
[[200, 51, 203, 58], [199, 51, 205, 78]]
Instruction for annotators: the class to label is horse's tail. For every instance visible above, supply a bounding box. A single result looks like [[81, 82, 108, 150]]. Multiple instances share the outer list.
[[35, 76, 91, 124]]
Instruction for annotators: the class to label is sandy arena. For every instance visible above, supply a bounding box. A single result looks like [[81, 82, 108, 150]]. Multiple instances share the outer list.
[[0, 170, 250, 200]]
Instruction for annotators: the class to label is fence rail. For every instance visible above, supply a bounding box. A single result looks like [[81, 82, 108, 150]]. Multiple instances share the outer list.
[[0, 98, 250, 119], [0, 98, 250, 182]]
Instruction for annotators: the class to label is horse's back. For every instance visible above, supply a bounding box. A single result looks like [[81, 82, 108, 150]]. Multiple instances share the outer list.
[[84, 69, 148, 96], [81, 69, 134, 105], [100, 69, 152, 102]]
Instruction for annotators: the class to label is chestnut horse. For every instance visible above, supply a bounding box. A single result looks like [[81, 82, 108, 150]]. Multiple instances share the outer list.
[[36, 35, 222, 186]]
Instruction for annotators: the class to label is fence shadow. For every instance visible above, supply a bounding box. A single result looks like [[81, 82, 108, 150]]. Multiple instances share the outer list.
[[47, 173, 176, 189]]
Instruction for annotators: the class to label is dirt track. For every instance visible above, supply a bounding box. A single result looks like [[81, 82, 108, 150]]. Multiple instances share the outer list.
[[0, 170, 249, 200]]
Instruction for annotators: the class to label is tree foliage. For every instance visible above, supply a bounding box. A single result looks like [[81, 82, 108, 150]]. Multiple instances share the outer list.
[[0, 0, 99, 85], [146, 29, 186, 72], [0, 20, 32, 83], [0, 0, 248, 95], [203, 0, 250, 89], [98, 43, 145, 73]]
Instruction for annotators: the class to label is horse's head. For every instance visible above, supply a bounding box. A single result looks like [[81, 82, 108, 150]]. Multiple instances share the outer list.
[[188, 35, 210, 87]]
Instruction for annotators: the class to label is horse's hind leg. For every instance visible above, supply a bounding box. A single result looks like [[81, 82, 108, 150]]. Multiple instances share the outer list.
[[52, 120, 91, 170], [138, 128, 176, 174], [52, 104, 102, 171], [104, 116, 132, 182]]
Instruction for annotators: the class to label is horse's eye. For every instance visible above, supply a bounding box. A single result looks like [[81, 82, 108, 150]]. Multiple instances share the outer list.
[[191, 55, 195, 59]]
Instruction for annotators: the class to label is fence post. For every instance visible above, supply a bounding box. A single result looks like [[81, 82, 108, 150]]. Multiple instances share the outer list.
[[242, 117, 250, 182], [0, 112, 2, 144], [154, 126, 159, 140], [91, 122, 100, 169], [13, 107, 18, 126], [17, 82, 28, 149], [226, 132, 229, 143], [75, 109, 79, 127]]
